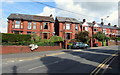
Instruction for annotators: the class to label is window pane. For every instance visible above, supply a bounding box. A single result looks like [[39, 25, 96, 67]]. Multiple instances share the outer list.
[[40, 25, 42, 29], [15, 25, 20, 28], [75, 24, 78, 30], [28, 22, 32, 29], [85, 27, 88, 31], [33, 22, 36, 25], [66, 24, 70, 30], [44, 23, 48, 29], [33, 25, 36, 29], [15, 21, 20, 28], [27, 31, 31, 35], [15, 21, 20, 25]]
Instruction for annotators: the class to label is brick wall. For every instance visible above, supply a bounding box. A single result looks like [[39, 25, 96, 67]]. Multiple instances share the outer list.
[[108, 40, 118, 46], [1, 46, 62, 54]]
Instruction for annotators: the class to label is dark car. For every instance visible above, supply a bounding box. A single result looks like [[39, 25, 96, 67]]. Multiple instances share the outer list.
[[71, 42, 89, 49]]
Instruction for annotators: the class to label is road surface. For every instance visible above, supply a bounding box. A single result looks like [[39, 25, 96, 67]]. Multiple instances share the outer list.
[[2, 46, 119, 74]]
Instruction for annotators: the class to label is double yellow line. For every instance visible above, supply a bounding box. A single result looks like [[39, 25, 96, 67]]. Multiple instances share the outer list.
[[90, 53, 118, 75]]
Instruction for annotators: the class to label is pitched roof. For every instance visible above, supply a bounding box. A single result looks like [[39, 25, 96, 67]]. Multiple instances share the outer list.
[[97, 24, 117, 29], [56, 16, 80, 23], [7, 13, 54, 22]]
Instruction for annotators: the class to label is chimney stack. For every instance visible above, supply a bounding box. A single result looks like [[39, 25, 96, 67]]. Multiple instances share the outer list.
[[83, 19, 86, 23], [92, 21, 96, 25], [50, 14, 53, 18], [101, 22, 104, 26], [114, 25, 117, 27], [108, 23, 111, 26]]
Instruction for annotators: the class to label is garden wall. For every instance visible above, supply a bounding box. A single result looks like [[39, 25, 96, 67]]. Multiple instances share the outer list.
[[0, 46, 62, 54]]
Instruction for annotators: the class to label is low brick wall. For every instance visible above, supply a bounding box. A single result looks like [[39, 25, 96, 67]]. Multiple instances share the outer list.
[[108, 40, 116, 46], [1, 46, 62, 54]]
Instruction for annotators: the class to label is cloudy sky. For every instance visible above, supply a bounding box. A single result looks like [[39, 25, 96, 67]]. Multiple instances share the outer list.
[[0, 0, 119, 33]]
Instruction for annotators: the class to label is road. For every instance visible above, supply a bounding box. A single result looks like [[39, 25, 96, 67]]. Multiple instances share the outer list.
[[2, 46, 119, 74]]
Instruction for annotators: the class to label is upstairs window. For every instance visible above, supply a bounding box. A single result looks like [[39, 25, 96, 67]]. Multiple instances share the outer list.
[[28, 22, 32, 29], [15, 21, 20, 28], [33, 25, 36, 29], [75, 24, 78, 30], [44, 23, 48, 29], [103, 29, 106, 33], [83, 27, 88, 31], [94, 28, 98, 32], [65, 24, 70, 30], [40, 25, 42, 29], [33, 22, 36, 29]]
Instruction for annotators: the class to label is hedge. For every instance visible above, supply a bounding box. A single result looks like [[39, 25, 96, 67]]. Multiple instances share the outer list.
[[2, 33, 31, 42]]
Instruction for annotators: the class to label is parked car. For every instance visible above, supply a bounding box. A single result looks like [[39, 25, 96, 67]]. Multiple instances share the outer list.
[[71, 42, 89, 49]]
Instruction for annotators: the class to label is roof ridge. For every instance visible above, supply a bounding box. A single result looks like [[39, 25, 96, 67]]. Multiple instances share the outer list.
[[11, 13, 51, 18]]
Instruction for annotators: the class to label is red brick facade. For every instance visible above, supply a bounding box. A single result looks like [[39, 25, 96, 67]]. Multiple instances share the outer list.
[[7, 14, 120, 48], [7, 14, 54, 39]]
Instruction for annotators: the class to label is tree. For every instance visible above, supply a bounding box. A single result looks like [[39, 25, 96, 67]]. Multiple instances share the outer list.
[[76, 31, 89, 43], [93, 31, 107, 46], [49, 35, 64, 42]]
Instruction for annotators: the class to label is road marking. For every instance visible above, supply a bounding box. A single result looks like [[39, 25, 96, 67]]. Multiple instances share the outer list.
[[28, 59, 64, 71], [19, 60, 23, 61], [90, 52, 118, 75], [90, 55, 112, 75], [46, 52, 66, 56]]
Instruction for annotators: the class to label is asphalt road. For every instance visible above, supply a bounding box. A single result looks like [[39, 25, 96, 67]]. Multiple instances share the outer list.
[[2, 46, 119, 74]]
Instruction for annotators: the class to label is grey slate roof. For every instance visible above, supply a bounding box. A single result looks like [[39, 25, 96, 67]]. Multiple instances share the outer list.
[[7, 13, 54, 22], [56, 16, 80, 23], [97, 24, 117, 29]]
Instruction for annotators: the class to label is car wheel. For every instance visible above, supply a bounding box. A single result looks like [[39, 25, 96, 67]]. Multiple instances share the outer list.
[[76, 46, 80, 49]]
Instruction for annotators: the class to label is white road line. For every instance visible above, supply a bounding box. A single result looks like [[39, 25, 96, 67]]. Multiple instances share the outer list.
[[28, 59, 64, 71], [19, 60, 23, 61]]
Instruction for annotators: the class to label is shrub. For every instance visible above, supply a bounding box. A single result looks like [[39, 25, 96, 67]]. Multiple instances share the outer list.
[[2, 33, 31, 42], [50, 36, 64, 42], [2, 33, 31, 45]]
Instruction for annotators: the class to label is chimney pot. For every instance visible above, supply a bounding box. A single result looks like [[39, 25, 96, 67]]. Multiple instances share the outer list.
[[50, 14, 53, 18], [92, 21, 96, 25], [114, 25, 117, 27], [101, 22, 104, 26]]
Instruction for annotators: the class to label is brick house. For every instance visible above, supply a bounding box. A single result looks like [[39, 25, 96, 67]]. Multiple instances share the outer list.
[[55, 16, 80, 40], [7, 13, 54, 39]]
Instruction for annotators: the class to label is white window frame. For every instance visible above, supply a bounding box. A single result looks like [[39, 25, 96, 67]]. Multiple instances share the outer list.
[[94, 28, 98, 32], [103, 28, 106, 34], [28, 22, 32, 29], [15, 21, 20, 28], [44, 22, 48, 29], [65, 23, 70, 30], [75, 24, 78, 30], [33, 22, 37, 29], [84, 27, 88, 31]]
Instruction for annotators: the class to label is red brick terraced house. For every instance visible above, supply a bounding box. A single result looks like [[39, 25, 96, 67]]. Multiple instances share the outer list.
[[55, 17, 81, 40], [80, 19, 120, 46], [7, 13, 54, 39], [7, 13, 120, 48], [54, 16, 80, 48]]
